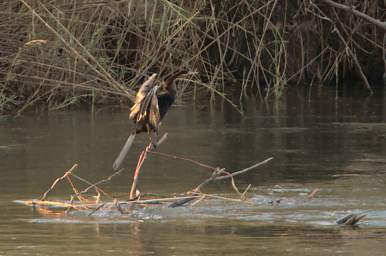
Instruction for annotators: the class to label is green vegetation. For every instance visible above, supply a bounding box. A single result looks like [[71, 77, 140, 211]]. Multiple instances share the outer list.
[[0, 0, 384, 114]]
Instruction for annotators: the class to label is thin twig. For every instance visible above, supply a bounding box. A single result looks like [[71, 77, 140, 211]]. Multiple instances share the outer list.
[[194, 168, 225, 192], [70, 173, 114, 199], [196, 192, 253, 204], [41, 164, 78, 200], [190, 195, 207, 207], [66, 175, 86, 202], [241, 184, 252, 200], [332, 26, 373, 95], [168, 157, 273, 207], [215, 157, 274, 180], [77, 168, 124, 196], [148, 150, 217, 170]]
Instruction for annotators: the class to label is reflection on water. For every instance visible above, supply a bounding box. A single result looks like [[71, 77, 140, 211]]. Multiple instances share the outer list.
[[2, 88, 386, 255]]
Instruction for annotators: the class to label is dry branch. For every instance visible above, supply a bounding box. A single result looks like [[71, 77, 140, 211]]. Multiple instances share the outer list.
[[215, 157, 274, 180], [70, 173, 114, 199], [41, 164, 78, 200], [169, 157, 274, 207], [128, 133, 169, 200], [319, 0, 386, 31], [77, 168, 124, 196], [331, 22, 373, 94], [149, 150, 217, 170]]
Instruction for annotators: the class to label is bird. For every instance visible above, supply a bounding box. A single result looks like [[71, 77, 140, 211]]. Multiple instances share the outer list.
[[112, 70, 189, 171]]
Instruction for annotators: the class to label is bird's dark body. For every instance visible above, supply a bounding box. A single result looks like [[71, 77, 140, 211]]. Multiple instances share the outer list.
[[157, 92, 176, 120]]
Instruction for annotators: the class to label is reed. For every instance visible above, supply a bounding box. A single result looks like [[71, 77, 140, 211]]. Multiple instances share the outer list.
[[0, 0, 384, 114]]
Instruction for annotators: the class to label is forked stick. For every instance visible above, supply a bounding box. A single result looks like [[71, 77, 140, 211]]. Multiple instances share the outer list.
[[41, 164, 78, 200]]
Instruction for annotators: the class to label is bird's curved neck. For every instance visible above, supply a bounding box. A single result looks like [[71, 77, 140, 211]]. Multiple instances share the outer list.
[[164, 70, 187, 92]]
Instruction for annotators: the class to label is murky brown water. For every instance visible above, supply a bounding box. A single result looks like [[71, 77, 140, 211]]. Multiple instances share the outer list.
[[2, 88, 386, 255]]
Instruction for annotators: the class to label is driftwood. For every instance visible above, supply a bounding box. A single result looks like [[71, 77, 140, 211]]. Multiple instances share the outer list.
[[16, 150, 274, 216]]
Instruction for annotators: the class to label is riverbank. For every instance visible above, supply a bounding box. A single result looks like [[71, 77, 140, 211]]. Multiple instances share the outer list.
[[0, 0, 384, 114]]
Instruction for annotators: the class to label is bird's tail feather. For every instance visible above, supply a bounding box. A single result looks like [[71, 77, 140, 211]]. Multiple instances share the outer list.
[[112, 133, 136, 171]]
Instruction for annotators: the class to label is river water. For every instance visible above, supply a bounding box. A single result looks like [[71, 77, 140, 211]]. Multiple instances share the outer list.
[[1, 88, 386, 255]]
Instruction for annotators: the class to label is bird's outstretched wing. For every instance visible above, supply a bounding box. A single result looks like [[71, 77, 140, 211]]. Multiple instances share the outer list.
[[129, 73, 160, 131]]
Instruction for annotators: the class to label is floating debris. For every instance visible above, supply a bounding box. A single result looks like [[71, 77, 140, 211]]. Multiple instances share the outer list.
[[336, 213, 366, 226]]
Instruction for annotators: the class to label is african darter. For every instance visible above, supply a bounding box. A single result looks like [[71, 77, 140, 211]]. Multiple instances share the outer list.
[[112, 70, 189, 171]]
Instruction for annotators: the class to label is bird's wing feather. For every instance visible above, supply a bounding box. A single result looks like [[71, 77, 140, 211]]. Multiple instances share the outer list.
[[140, 85, 157, 118], [149, 91, 160, 129], [129, 74, 157, 121], [135, 85, 158, 125]]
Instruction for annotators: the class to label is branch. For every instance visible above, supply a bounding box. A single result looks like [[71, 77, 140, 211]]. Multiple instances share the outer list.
[[320, 0, 386, 31], [332, 27, 374, 95], [215, 157, 274, 180], [168, 157, 274, 207], [41, 164, 78, 200], [77, 168, 124, 196]]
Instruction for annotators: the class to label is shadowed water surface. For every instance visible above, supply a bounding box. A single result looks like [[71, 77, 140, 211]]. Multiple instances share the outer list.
[[2, 89, 386, 255]]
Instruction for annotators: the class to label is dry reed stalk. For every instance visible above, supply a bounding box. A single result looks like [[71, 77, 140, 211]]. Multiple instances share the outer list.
[[2, 0, 383, 115], [20, 0, 135, 100]]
